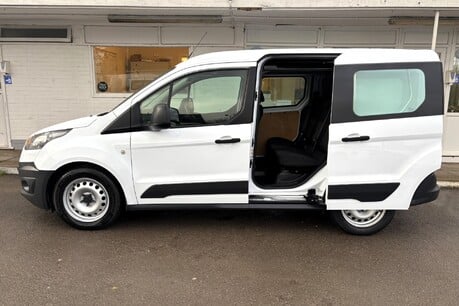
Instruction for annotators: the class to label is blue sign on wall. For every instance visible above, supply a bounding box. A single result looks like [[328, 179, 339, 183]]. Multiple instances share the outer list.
[[455, 74, 459, 84], [4, 74, 12, 85]]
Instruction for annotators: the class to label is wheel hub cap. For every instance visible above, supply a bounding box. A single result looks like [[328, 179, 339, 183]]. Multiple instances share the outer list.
[[80, 192, 95, 206], [63, 177, 109, 223], [341, 209, 386, 228]]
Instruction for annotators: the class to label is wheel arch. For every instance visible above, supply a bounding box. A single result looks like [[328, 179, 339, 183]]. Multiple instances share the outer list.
[[46, 162, 127, 211]]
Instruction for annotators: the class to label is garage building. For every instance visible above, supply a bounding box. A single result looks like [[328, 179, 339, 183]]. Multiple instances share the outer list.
[[0, 0, 458, 161]]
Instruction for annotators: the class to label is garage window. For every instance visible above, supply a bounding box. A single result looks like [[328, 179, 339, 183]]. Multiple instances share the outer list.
[[353, 69, 426, 116], [93, 46, 189, 94], [0, 26, 71, 42]]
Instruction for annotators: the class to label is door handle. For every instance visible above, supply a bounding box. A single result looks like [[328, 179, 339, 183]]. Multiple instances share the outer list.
[[341, 135, 370, 142], [215, 136, 241, 144]]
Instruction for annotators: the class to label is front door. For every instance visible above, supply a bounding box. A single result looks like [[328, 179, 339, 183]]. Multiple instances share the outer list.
[[131, 68, 255, 204], [327, 50, 444, 210]]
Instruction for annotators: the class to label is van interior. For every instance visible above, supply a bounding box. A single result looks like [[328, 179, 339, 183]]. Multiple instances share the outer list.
[[252, 55, 338, 188]]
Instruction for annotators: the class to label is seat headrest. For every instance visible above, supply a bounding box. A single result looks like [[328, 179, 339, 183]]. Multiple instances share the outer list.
[[179, 98, 194, 114]]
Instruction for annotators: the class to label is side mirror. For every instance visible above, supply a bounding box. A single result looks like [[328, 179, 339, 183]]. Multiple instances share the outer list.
[[150, 104, 171, 130], [170, 107, 180, 124]]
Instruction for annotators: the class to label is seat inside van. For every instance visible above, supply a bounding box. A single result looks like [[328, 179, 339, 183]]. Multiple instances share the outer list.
[[252, 55, 337, 188]]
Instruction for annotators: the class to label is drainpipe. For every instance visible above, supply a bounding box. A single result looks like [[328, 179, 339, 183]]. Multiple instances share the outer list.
[[431, 11, 440, 51]]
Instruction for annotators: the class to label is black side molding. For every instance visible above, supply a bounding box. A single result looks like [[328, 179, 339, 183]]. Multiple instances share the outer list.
[[328, 183, 400, 202], [141, 181, 248, 198], [411, 173, 440, 206]]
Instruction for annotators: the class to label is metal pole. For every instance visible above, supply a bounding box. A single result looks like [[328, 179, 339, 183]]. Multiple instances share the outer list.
[[431, 11, 440, 50]]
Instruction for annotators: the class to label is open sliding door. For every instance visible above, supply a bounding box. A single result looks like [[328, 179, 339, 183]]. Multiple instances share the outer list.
[[327, 50, 444, 210]]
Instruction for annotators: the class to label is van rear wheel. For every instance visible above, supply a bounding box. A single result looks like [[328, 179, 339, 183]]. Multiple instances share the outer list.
[[53, 168, 123, 230], [330, 209, 395, 235]]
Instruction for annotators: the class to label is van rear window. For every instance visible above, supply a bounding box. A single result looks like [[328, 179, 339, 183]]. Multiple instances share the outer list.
[[353, 69, 426, 117]]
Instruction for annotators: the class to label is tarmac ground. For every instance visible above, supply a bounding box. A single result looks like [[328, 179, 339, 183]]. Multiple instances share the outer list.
[[0, 175, 458, 305]]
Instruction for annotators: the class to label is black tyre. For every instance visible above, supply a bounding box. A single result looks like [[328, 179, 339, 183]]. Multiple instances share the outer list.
[[53, 168, 123, 230], [330, 210, 395, 235]]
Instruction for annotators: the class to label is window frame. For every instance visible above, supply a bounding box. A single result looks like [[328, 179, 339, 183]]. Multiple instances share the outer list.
[[125, 68, 256, 131], [352, 68, 426, 117], [90, 45, 188, 98], [168, 70, 248, 120], [331, 62, 444, 124], [0, 25, 72, 42]]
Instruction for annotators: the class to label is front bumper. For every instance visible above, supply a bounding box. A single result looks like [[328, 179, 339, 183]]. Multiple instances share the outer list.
[[18, 162, 54, 210]]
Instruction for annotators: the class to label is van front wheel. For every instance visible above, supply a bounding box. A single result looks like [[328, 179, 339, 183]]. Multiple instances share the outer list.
[[53, 168, 123, 230], [330, 210, 395, 235]]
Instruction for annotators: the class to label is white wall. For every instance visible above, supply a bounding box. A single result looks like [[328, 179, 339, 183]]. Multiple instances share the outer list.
[[2, 44, 121, 140]]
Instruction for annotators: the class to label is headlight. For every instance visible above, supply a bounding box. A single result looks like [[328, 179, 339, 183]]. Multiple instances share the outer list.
[[24, 129, 71, 150]]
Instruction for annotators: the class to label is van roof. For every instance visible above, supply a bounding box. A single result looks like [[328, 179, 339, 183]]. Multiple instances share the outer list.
[[177, 48, 440, 69]]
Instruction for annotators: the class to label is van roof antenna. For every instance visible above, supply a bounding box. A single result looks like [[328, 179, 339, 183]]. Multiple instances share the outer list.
[[188, 31, 207, 58]]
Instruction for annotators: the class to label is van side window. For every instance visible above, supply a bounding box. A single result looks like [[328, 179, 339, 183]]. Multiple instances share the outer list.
[[261, 77, 306, 108], [139, 85, 171, 125], [138, 69, 248, 127], [169, 70, 247, 126], [353, 69, 426, 116]]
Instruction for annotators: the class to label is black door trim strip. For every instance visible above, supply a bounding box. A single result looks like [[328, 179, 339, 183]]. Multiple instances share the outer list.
[[328, 183, 400, 202], [141, 181, 248, 198]]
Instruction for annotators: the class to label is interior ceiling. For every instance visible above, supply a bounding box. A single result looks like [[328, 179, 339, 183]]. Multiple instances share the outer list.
[[1, 7, 459, 24]]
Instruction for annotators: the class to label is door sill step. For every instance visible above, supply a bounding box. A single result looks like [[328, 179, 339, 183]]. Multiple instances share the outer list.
[[126, 203, 324, 211]]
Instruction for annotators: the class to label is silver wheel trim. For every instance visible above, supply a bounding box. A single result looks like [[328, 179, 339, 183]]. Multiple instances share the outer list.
[[341, 210, 386, 228], [62, 177, 109, 223]]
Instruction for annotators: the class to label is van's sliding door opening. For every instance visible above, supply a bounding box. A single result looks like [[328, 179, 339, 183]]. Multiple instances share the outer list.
[[252, 55, 338, 189]]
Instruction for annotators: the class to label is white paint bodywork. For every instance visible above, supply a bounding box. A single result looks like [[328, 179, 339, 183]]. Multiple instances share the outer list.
[[18, 48, 443, 209], [326, 116, 443, 210], [131, 124, 252, 204]]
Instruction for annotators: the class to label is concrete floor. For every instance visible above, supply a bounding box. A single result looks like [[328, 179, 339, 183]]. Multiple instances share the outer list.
[[0, 175, 458, 305], [436, 162, 459, 182], [0, 149, 19, 168]]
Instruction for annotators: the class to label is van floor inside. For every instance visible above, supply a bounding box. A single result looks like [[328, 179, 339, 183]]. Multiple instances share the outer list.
[[253, 161, 324, 188]]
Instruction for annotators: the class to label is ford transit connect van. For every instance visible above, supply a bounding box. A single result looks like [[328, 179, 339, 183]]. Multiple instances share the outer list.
[[18, 49, 444, 235]]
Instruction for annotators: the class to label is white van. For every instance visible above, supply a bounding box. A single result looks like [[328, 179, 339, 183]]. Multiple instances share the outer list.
[[18, 49, 444, 235]]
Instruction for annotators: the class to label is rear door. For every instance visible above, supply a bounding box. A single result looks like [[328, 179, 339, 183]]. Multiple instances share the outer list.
[[327, 50, 444, 210]]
